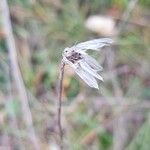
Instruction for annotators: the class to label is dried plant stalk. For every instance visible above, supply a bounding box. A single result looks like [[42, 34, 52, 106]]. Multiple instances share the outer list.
[[0, 0, 39, 149], [58, 61, 65, 149]]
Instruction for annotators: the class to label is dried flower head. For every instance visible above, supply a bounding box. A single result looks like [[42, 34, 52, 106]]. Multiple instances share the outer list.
[[62, 38, 113, 89]]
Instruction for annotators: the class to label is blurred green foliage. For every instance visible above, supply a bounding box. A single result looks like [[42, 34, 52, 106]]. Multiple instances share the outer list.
[[126, 117, 150, 150]]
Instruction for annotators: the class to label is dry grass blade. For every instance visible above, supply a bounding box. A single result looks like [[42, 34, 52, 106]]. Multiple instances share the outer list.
[[0, 0, 40, 149]]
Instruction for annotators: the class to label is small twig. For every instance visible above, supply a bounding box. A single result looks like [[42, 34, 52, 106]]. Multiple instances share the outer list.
[[117, 0, 139, 35], [58, 61, 65, 149]]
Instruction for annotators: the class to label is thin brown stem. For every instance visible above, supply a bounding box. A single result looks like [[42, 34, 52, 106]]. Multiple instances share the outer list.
[[58, 61, 65, 149]]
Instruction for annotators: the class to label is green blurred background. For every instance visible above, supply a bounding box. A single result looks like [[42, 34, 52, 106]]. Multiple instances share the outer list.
[[0, 0, 150, 149]]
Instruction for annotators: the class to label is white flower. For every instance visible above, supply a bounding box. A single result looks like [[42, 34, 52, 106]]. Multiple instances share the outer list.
[[62, 38, 113, 89]]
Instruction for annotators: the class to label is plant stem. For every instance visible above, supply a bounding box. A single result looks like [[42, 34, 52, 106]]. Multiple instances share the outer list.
[[58, 61, 65, 149], [0, 0, 39, 149]]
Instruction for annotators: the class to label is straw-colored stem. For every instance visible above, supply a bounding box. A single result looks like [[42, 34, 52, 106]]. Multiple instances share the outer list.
[[0, 0, 39, 149], [58, 61, 65, 149]]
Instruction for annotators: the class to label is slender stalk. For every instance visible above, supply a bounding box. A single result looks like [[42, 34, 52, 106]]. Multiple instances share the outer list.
[[0, 0, 39, 149], [113, 1, 139, 150], [58, 61, 65, 149]]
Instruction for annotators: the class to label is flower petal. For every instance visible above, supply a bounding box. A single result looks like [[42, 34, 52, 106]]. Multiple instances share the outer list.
[[75, 66, 99, 89], [75, 38, 113, 52], [80, 60, 103, 81], [83, 54, 103, 71]]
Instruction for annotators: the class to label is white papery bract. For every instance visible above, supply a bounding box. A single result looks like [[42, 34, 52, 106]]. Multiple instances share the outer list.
[[62, 38, 113, 89]]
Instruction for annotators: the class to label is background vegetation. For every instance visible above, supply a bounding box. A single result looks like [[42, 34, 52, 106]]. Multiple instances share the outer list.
[[0, 0, 150, 149]]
